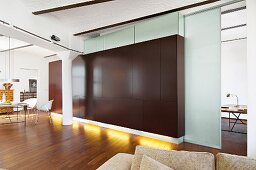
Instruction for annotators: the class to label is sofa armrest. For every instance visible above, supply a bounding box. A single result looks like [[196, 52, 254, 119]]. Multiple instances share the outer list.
[[97, 153, 133, 170], [216, 153, 256, 170]]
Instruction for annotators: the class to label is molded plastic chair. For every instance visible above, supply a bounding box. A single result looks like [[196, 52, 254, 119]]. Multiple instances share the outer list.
[[15, 98, 38, 124], [38, 100, 54, 123], [24, 98, 37, 110], [23, 98, 38, 123]]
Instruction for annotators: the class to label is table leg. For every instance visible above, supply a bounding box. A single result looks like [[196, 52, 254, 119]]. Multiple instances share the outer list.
[[17, 108, 18, 121], [7, 111, 12, 123], [231, 113, 241, 131], [25, 110, 27, 126], [24, 105, 28, 126], [229, 112, 230, 130]]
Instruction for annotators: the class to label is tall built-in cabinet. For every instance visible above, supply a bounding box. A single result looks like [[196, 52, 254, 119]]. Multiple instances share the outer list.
[[72, 35, 185, 138]]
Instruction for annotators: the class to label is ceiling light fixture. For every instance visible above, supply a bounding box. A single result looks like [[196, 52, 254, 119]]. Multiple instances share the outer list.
[[8, 37, 20, 82], [0, 36, 20, 83]]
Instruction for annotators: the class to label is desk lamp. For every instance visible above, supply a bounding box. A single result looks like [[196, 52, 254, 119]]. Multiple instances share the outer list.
[[226, 93, 239, 106]]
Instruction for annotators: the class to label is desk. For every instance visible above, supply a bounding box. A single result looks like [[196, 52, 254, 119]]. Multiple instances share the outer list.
[[221, 104, 247, 134], [0, 103, 28, 125]]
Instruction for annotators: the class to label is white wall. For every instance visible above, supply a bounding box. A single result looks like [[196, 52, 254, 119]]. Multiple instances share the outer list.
[[247, 0, 256, 158], [0, 52, 7, 80], [0, 50, 60, 107], [221, 39, 247, 119], [221, 8, 247, 119]]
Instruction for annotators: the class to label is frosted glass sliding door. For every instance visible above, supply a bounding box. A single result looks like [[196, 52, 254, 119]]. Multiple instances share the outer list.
[[184, 8, 221, 148]]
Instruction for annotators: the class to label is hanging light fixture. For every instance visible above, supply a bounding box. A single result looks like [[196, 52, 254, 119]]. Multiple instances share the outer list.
[[7, 37, 20, 82], [0, 36, 20, 83]]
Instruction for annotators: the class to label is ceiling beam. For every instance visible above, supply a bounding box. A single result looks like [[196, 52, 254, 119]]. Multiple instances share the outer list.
[[0, 44, 33, 52], [221, 24, 246, 31], [44, 54, 57, 59], [73, 0, 220, 36], [221, 6, 246, 14], [32, 0, 114, 15], [221, 37, 246, 43]]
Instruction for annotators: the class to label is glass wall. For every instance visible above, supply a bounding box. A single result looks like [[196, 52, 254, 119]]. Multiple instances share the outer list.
[[184, 8, 221, 148], [84, 12, 184, 54]]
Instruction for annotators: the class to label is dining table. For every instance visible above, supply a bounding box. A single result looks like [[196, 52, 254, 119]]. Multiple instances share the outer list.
[[0, 103, 28, 125], [221, 104, 247, 134]]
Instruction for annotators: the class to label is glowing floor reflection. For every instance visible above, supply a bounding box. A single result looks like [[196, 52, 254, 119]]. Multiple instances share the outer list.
[[139, 137, 175, 150]]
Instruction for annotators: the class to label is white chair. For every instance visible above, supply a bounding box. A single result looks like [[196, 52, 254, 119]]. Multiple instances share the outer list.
[[23, 98, 38, 110], [38, 100, 54, 123], [22, 98, 38, 122]]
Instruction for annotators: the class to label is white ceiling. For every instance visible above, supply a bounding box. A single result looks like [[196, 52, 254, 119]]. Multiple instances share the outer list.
[[221, 1, 246, 41], [0, 1, 246, 57], [222, 9, 246, 29], [14, 46, 55, 57], [0, 35, 55, 57], [221, 1, 246, 12], [21, 0, 209, 35], [0, 36, 30, 51], [23, 0, 93, 12]]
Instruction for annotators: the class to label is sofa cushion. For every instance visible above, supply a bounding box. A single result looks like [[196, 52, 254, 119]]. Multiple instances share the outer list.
[[97, 153, 133, 170], [131, 146, 215, 170], [216, 153, 256, 170], [140, 155, 173, 170]]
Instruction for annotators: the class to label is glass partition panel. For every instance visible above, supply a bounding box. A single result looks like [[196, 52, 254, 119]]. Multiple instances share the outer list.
[[104, 27, 134, 50], [184, 8, 221, 148], [84, 36, 104, 54]]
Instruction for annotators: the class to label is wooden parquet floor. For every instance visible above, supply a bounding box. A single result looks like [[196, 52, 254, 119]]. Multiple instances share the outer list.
[[0, 113, 246, 170]]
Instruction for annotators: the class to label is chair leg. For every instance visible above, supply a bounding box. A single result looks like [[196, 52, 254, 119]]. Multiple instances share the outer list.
[[26, 110, 29, 121], [48, 111, 52, 124], [34, 110, 39, 124], [31, 109, 38, 125], [7, 112, 12, 123]]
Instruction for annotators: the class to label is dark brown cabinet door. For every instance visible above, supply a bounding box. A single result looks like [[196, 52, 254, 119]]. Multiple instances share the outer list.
[[132, 40, 161, 100], [93, 99, 143, 130], [49, 60, 62, 114], [102, 47, 133, 99], [161, 37, 177, 102], [142, 101, 178, 137], [72, 56, 87, 118], [86, 53, 103, 119]]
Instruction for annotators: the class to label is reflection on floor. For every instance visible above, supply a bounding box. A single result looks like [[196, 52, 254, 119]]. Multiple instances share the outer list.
[[0, 112, 27, 124], [0, 113, 246, 170], [221, 118, 247, 156]]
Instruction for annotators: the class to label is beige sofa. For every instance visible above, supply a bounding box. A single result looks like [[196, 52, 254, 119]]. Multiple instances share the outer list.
[[97, 146, 256, 170]]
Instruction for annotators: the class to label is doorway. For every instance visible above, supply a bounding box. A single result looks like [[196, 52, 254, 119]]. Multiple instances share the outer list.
[[221, 1, 247, 155]]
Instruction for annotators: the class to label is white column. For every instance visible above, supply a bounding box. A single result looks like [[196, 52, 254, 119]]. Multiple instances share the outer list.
[[247, 0, 256, 158], [57, 51, 78, 126]]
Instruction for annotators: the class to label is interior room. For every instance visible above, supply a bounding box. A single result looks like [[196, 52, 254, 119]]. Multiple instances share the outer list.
[[0, 35, 59, 124], [0, 0, 256, 169], [221, 1, 247, 155]]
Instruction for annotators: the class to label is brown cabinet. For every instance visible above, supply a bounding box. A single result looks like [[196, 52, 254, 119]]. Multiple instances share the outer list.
[[132, 41, 161, 100], [72, 56, 87, 118], [0, 90, 14, 113], [49, 60, 62, 114], [72, 35, 184, 138]]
